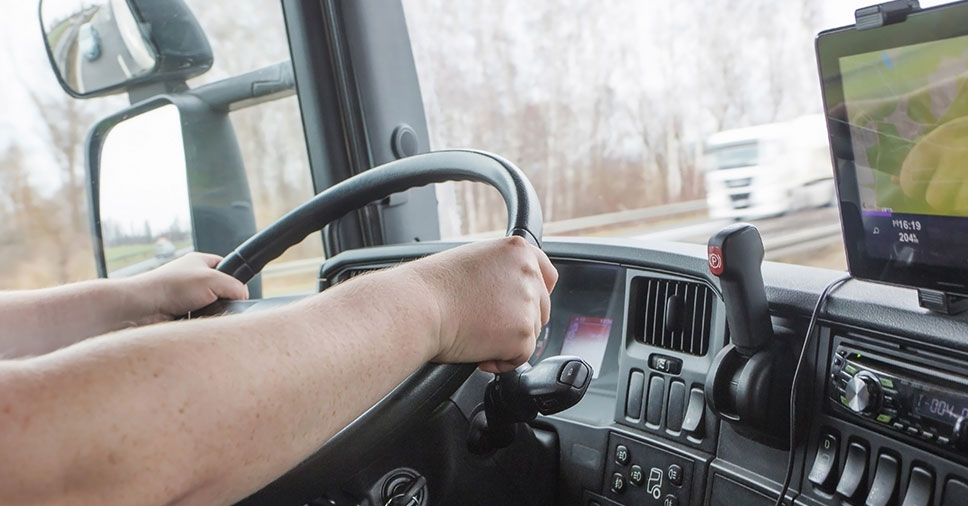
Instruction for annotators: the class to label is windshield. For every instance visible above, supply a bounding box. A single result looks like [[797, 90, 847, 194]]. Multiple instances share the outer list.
[[0, 0, 957, 291], [706, 142, 759, 171], [403, 0, 954, 271]]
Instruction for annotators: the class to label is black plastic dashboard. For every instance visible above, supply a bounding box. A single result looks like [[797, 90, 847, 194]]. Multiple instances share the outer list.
[[310, 237, 968, 506]]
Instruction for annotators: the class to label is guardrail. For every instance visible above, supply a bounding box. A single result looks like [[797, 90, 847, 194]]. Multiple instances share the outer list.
[[261, 200, 708, 280]]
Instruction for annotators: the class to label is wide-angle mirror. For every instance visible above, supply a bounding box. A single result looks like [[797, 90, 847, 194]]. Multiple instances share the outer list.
[[40, 0, 157, 96], [99, 104, 194, 277]]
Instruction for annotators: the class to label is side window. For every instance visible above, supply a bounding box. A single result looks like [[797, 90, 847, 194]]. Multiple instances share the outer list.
[[0, 2, 321, 295], [184, 1, 322, 297]]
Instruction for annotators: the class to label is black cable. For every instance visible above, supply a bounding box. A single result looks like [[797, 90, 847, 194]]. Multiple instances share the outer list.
[[774, 274, 851, 506]]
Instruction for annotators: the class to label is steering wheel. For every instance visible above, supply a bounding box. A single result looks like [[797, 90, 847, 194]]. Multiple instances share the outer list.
[[212, 150, 543, 505]]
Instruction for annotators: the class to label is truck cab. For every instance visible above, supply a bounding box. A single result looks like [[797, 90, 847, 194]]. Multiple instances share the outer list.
[[703, 115, 835, 220], [5, 0, 968, 505]]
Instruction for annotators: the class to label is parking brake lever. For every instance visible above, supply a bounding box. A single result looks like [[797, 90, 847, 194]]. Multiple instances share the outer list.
[[469, 356, 592, 453], [708, 223, 775, 356], [705, 223, 791, 448]]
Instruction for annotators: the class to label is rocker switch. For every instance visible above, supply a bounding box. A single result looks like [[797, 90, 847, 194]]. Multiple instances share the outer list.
[[865, 453, 899, 506], [808, 431, 838, 491], [681, 388, 705, 434], [900, 466, 934, 506], [836, 442, 868, 501]]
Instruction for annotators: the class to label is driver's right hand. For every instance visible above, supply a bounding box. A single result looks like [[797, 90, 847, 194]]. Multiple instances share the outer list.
[[402, 237, 558, 373]]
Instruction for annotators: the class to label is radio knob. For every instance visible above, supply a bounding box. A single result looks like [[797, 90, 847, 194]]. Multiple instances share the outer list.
[[844, 372, 882, 415], [954, 417, 968, 451]]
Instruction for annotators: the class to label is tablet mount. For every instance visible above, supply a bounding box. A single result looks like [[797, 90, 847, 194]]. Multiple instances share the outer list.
[[855, 0, 920, 29]]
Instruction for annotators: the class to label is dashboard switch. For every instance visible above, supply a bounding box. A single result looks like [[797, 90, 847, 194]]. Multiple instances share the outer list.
[[615, 445, 630, 466], [900, 466, 933, 506], [559, 360, 589, 388], [667, 381, 686, 432], [629, 465, 644, 486], [864, 453, 899, 506], [668, 464, 684, 487], [646, 376, 666, 425], [681, 388, 705, 435], [807, 431, 839, 491], [942, 478, 968, 506], [611, 473, 626, 494], [836, 442, 868, 501], [626, 371, 645, 419]]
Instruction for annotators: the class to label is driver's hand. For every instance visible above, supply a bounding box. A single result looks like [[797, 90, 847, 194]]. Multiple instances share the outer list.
[[406, 237, 558, 373], [132, 252, 249, 321]]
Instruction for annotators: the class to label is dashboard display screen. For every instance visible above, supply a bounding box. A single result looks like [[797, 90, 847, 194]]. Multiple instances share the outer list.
[[914, 387, 968, 426], [559, 316, 612, 379], [817, 4, 968, 295]]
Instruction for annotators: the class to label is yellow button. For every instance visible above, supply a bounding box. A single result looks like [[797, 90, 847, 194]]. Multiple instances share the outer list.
[[877, 414, 892, 424]]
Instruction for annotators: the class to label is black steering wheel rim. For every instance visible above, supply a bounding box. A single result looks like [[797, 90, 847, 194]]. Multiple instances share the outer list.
[[224, 149, 543, 505]]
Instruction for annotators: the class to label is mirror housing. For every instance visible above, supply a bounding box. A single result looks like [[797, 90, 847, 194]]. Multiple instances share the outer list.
[[40, 0, 213, 99], [87, 96, 261, 295]]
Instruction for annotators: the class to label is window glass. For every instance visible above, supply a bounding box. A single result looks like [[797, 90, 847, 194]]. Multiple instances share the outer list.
[[0, 1, 320, 295], [404, 0, 951, 271]]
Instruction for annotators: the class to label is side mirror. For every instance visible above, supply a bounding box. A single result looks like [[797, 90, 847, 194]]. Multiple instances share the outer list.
[[97, 104, 193, 277], [39, 0, 212, 98], [88, 97, 261, 296]]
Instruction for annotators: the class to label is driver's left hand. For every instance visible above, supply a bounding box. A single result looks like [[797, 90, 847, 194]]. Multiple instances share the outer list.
[[132, 252, 249, 321]]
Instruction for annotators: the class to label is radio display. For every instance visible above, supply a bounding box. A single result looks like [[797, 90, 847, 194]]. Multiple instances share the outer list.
[[913, 387, 968, 426]]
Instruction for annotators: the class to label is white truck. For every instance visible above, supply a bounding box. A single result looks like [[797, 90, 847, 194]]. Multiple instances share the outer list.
[[702, 114, 834, 220]]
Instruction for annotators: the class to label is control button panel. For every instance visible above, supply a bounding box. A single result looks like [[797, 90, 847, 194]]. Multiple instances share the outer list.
[[604, 433, 693, 505]]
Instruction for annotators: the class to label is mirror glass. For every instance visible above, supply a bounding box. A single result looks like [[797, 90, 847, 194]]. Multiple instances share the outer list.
[[41, 0, 157, 95], [99, 104, 194, 277]]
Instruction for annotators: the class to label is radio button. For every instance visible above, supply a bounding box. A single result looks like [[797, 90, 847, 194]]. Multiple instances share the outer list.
[[844, 363, 860, 375], [893, 422, 906, 431], [937, 436, 951, 446], [879, 377, 895, 389], [845, 373, 882, 415], [906, 427, 920, 436], [920, 431, 935, 441], [876, 414, 893, 424]]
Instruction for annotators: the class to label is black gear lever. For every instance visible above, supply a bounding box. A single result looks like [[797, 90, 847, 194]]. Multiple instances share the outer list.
[[705, 223, 792, 448], [707, 223, 775, 355], [469, 356, 592, 453]]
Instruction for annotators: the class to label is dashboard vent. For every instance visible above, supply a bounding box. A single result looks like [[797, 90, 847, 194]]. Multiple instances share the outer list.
[[633, 277, 714, 356]]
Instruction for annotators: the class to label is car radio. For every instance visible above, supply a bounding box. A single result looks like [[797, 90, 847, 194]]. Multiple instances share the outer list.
[[829, 344, 968, 451]]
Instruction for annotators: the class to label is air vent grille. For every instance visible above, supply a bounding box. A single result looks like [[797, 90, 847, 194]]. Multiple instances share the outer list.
[[634, 277, 714, 356]]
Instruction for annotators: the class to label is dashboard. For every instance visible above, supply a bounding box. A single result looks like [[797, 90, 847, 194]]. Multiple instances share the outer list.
[[314, 237, 968, 506]]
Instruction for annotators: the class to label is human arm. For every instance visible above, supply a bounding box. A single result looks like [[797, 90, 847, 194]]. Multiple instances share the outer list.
[[0, 237, 557, 506], [0, 253, 248, 357]]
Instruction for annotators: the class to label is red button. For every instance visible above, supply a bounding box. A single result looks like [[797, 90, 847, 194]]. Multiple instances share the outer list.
[[708, 246, 724, 275]]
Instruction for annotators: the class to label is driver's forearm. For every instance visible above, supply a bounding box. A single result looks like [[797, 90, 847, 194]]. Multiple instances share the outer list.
[[0, 269, 440, 506], [0, 279, 158, 358]]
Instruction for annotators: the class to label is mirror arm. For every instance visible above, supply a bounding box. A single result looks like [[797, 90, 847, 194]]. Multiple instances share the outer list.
[[189, 62, 295, 112], [127, 81, 188, 105]]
